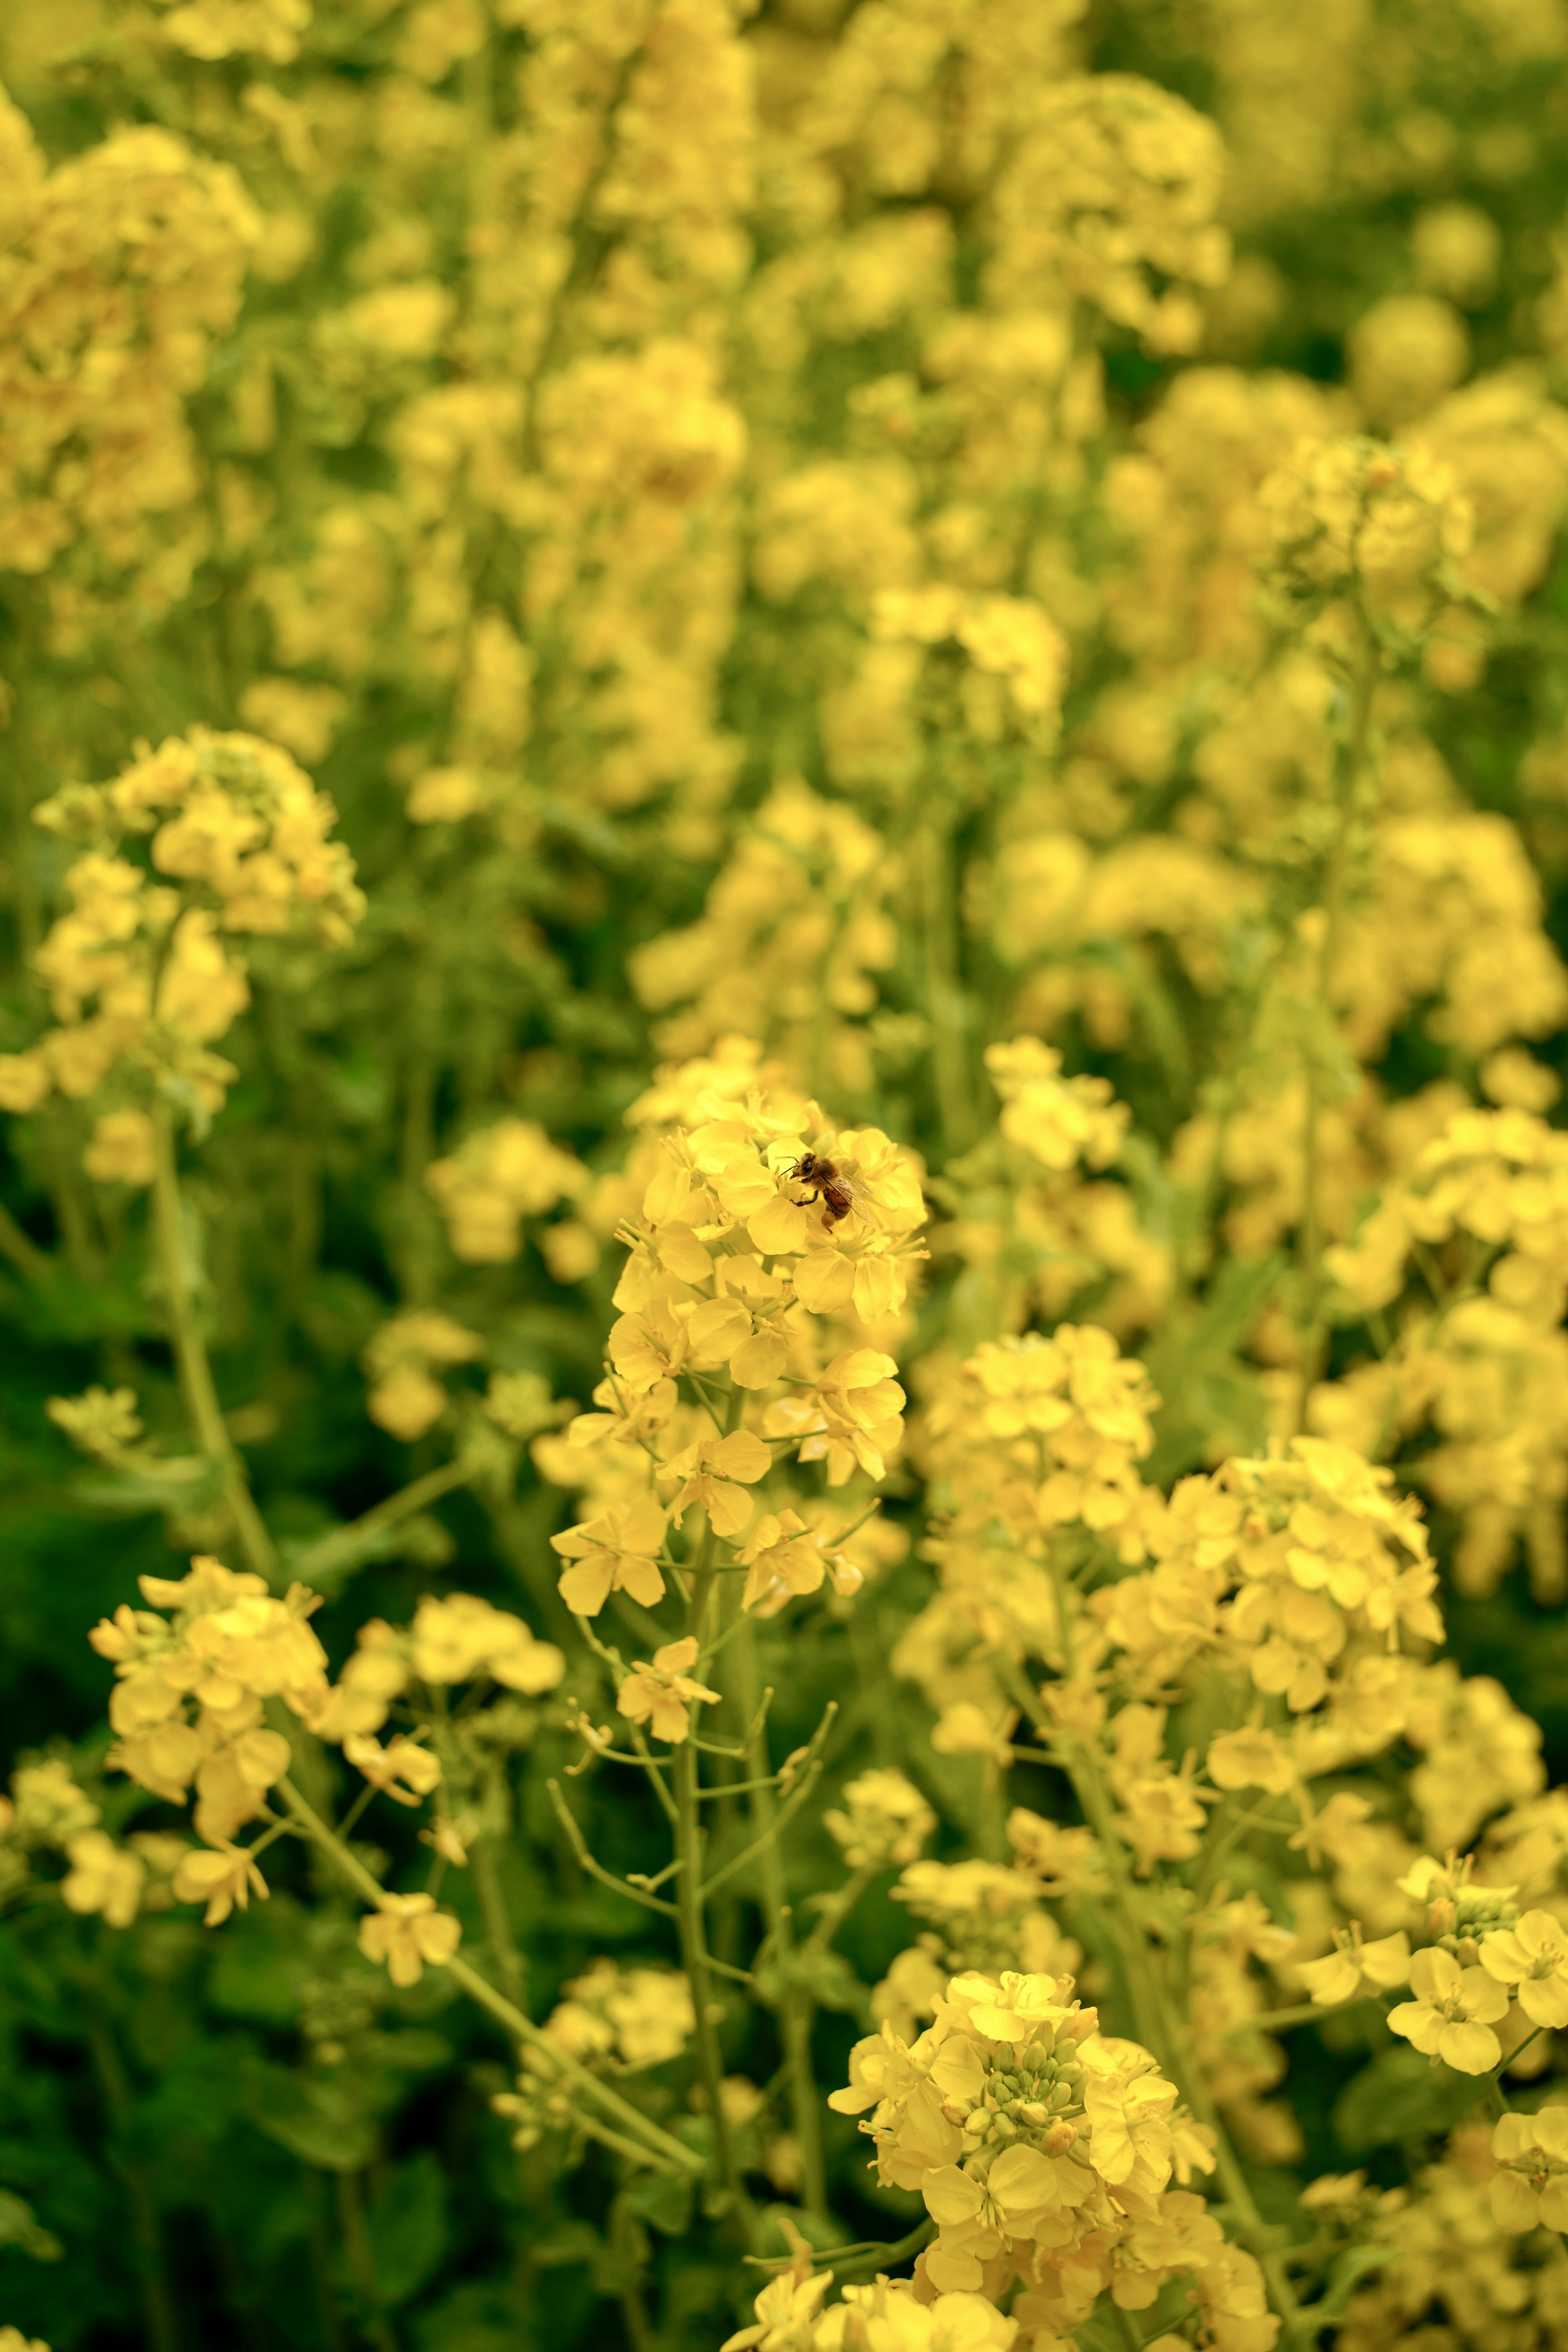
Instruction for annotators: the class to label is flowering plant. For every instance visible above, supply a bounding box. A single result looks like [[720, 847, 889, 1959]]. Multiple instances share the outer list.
[[7, 4, 1568, 2351]]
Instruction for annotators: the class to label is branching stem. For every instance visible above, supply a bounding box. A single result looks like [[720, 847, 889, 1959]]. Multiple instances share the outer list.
[[733, 1613, 829, 2222], [151, 1101, 277, 1586], [276, 1777, 704, 2177], [1297, 630, 1381, 1419]]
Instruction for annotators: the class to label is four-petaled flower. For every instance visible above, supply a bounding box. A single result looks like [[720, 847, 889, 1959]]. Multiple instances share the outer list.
[[551, 1494, 669, 1616], [738, 1508, 829, 1613], [616, 1637, 721, 1744], [1296, 1927, 1411, 2008], [359, 1892, 461, 1987], [1491, 2108, 1568, 2234], [658, 1430, 771, 1534], [172, 1840, 270, 1927], [1386, 1944, 1509, 2073], [343, 1731, 443, 1807], [718, 2265, 833, 2352], [1478, 1910, 1568, 2029]]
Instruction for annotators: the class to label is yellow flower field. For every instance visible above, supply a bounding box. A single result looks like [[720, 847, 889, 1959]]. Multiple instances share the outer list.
[[5, 4, 1568, 2348]]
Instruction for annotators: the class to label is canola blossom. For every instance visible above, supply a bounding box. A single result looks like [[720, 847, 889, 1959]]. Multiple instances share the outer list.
[[7, 4, 1568, 2351]]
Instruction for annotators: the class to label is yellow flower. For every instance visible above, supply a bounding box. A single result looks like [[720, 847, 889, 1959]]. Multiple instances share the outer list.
[[607, 1302, 691, 1392], [47, 1385, 143, 1459], [824, 1769, 937, 1871], [408, 1590, 564, 1691], [1205, 1726, 1296, 1795], [1386, 1945, 1510, 2072], [1296, 1928, 1410, 2007], [1491, 2107, 1568, 2233], [172, 1841, 270, 1926], [738, 1509, 832, 1613], [944, 1969, 1076, 2046], [425, 1118, 588, 1263], [551, 1494, 668, 1615], [359, 1893, 461, 1987], [768, 1350, 906, 1486], [719, 2268, 833, 2352], [659, 1429, 772, 1534], [1477, 1909, 1568, 2028], [362, 1311, 483, 1440], [342, 1733, 443, 1808], [1080, 2038, 1180, 2190], [82, 1110, 156, 1186], [549, 1960, 697, 2069], [60, 1830, 146, 1928], [616, 1638, 721, 1745]]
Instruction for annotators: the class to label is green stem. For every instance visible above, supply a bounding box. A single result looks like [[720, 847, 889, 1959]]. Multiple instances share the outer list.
[[805, 1862, 875, 1952], [275, 1777, 704, 2178], [469, 1826, 528, 2015], [1237, 1998, 1371, 2037], [151, 1102, 278, 1586], [608, 2190, 655, 2352], [918, 815, 975, 1156], [579, 2116, 686, 2175], [1114, 2304, 1147, 2351], [287, 1457, 471, 1588], [668, 1390, 753, 2228], [733, 1614, 828, 2222], [1297, 632, 1380, 1420], [519, 38, 642, 465], [305, 2168, 347, 2352], [87, 2014, 182, 2352], [0, 1197, 47, 1281], [336, 2169, 399, 2352]]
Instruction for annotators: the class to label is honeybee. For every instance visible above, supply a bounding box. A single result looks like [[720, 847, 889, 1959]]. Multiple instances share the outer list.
[[787, 1150, 858, 1229]]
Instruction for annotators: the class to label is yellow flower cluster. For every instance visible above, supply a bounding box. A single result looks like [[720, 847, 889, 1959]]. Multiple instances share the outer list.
[[77, 1543, 561, 1960], [1335, 2122, 1568, 2349], [829, 1965, 1277, 2348], [0, 89, 256, 593], [1321, 1105, 1568, 1597], [89, 1555, 321, 1844], [628, 780, 902, 1102], [547, 1064, 925, 1664], [492, 1960, 696, 2149], [0, 729, 362, 1143], [13, 0, 1568, 2339], [425, 1118, 590, 1264], [897, 1326, 1163, 1755], [1258, 434, 1474, 637]]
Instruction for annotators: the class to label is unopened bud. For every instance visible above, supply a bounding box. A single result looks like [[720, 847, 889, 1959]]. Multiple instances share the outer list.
[[1044, 2118, 1078, 2155]]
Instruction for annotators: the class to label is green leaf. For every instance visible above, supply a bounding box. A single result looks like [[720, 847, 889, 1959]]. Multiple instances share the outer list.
[[0, 2188, 62, 2261], [364, 2151, 450, 2308], [245, 2067, 378, 2173], [622, 2168, 692, 2237], [1332, 2046, 1484, 2153], [1309, 2243, 1397, 2329], [1143, 1254, 1285, 1482], [414, 2281, 530, 2352], [356, 2030, 454, 2072], [754, 1944, 867, 2018]]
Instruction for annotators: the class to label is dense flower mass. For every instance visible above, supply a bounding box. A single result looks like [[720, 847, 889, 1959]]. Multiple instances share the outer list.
[[8, 4, 1568, 2350]]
